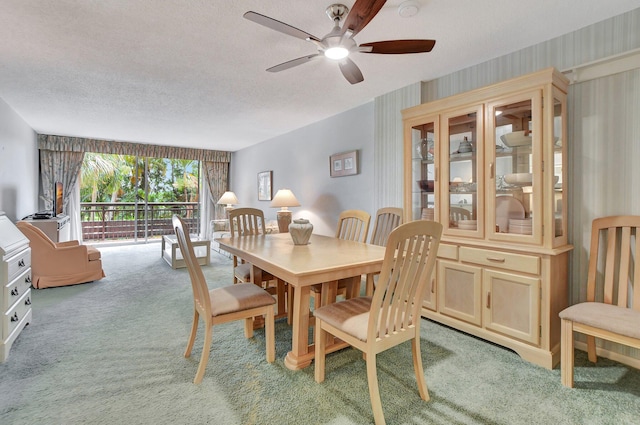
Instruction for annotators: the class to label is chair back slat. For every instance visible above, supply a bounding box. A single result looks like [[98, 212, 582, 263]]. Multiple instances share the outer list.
[[229, 208, 266, 237], [369, 221, 442, 341], [617, 226, 632, 307], [450, 206, 472, 223], [603, 227, 617, 304], [635, 232, 640, 310], [370, 207, 403, 246], [173, 215, 212, 318], [587, 216, 640, 310], [335, 209, 371, 243]]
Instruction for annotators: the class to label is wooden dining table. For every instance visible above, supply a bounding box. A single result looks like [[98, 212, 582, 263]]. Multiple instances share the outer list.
[[216, 232, 386, 370]]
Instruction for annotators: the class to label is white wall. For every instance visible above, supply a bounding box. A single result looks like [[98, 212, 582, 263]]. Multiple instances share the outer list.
[[231, 103, 374, 237], [0, 97, 38, 221]]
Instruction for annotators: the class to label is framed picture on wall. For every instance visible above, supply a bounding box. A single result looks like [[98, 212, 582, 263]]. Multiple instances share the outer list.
[[258, 170, 273, 201], [330, 150, 358, 177]]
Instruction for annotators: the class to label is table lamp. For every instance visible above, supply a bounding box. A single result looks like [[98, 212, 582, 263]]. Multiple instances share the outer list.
[[217, 191, 239, 212], [270, 189, 300, 233]]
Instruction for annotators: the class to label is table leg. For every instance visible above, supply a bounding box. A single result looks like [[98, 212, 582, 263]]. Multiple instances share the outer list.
[[320, 280, 338, 308], [365, 273, 376, 296], [284, 281, 350, 370], [284, 285, 312, 370]]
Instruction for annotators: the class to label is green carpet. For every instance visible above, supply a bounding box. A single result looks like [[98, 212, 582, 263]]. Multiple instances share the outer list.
[[1, 243, 638, 425]]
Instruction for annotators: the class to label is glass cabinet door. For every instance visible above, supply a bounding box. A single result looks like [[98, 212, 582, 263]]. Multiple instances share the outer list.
[[410, 116, 438, 221], [552, 88, 567, 243], [441, 105, 483, 235], [487, 91, 542, 243]]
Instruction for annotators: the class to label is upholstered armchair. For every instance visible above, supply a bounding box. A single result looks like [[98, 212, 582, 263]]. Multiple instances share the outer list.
[[17, 221, 105, 289]]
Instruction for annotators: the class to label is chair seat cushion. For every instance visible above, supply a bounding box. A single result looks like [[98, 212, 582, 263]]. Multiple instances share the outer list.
[[234, 263, 273, 283], [559, 302, 640, 339], [87, 245, 101, 261], [234, 263, 250, 281], [210, 283, 275, 317], [314, 297, 372, 341]]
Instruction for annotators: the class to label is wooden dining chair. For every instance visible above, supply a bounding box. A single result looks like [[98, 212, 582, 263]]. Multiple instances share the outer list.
[[335, 209, 371, 243], [172, 215, 276, 384], [559, 215, 640, 388], [311, 209, 371, 308], [228, 207, 288, 320], [365, 207, 403, 295], [314, 220, 442, 425], [449, 206, 472, 226]]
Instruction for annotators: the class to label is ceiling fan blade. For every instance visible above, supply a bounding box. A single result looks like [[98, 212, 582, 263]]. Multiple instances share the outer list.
[[339, 58, 364, 85], [360, 39, 436, 54], [266, 54, 321, 73], [341, 0, 387, 35], [244, 11, 320, 41]]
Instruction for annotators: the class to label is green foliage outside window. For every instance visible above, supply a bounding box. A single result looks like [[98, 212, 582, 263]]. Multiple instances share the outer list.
[[80, 153, 200, 222]]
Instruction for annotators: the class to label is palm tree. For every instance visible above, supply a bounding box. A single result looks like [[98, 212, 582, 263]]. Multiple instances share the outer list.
[[81, 153, 119, 221]]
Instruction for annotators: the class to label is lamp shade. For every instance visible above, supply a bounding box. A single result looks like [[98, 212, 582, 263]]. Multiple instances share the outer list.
[[217, 191, 239, 206], [270, 189, 300, 209]]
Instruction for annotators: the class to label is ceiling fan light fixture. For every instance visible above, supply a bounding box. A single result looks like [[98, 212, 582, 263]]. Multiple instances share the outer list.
[[324, 46, 349, 60]]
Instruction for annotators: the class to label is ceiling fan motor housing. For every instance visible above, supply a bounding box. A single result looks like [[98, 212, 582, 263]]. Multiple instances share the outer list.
[[326, 4, 349, 22]]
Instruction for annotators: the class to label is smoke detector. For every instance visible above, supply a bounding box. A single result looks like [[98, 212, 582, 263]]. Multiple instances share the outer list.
[[398, 0, 420, 18]]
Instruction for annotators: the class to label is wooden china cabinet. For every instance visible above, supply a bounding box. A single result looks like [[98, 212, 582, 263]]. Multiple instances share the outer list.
[[402, 68, 572, 369]]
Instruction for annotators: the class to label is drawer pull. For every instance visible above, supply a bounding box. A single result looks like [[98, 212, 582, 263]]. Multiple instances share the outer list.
[[486, 292, 491, 308], [11, 288, 19, 296], [486, 257, 506, 263], [26, 276, 32, 284], [25, 297, 31, 306], [11, 312, 19, 322], [18, 259, 25, 267]]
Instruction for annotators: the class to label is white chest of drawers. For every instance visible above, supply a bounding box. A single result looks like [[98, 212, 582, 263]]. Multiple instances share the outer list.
[[0, 213, 32, 362]]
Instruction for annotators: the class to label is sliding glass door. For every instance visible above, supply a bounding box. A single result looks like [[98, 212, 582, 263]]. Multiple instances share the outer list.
[[80, 153, 200, 243]]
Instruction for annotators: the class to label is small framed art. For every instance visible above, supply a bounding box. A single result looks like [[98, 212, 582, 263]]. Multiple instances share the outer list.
[[330, 150, 358, 177], [258, 170, 273, 201]]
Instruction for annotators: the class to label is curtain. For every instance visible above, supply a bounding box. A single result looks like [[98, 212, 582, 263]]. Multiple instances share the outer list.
[[68, 181, 83, 241], [37, 134, 231, 162], [203, 161, 229, 220], [39, 149, 85, 241]]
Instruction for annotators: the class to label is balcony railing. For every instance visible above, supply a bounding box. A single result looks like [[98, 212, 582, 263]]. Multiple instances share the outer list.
[[80, 202, 200, 242]]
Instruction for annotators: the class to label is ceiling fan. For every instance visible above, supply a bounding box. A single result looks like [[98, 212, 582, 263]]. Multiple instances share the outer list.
[[244, 0, 436, 85]]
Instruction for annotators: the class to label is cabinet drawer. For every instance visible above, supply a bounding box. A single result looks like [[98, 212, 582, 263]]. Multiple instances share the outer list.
[[1, 248, 31, 284], [460, 247, 539, 275], [2, 289, 31, 339], [3, 268, 32, 311], [437, 243, 458, 260]]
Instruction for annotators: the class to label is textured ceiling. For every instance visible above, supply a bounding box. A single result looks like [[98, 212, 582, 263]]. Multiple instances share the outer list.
[[1, 0, 639, 152]]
